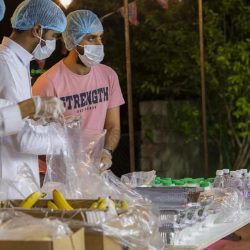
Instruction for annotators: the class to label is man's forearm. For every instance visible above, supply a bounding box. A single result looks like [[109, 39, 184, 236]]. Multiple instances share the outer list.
[[104, 128, 121, 151]]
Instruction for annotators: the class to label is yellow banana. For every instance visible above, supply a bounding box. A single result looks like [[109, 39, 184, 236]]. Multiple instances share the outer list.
[[120, 200, 128, 209], [98, 199, 107, 210], [47, 200, 59, 210], [97, 197, 105, 205], [20, 192, 46, 209], [52, 189, 73, 210], [90, 201, 98, 209]]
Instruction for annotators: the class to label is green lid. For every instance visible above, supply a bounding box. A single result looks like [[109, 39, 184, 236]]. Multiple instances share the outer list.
[[195, 178, 205, 182], [174, 180, 185, 186], [155, 177, 161, 180], [154, 179, 162, 185], [162, 180, 172, 186], [187, 179, 199, 184], [162, 177, 172, 181], [182, 178, 193, 181], [207, 178, 215, 183], [179, 179, 187, 184], [200, 181, 210, 188]]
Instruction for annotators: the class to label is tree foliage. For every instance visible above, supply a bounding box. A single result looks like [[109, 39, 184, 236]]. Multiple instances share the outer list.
[[65, 0, 250, 170], [204, 0, 250, 169]]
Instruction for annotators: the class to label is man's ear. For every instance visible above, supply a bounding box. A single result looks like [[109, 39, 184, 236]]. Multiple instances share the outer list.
[[32, 25, 42, 38]]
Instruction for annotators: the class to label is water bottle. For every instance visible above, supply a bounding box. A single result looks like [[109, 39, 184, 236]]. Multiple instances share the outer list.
[[223, 169, 230, 187], [243, 173, 250, 209], [230, 171, 236, 177], [229, 172, 244, 191], [213, 170, 224, 188], [241, 169, 248, 177]]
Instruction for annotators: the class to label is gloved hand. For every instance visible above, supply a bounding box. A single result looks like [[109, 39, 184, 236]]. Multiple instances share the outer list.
[[99, 148, 112, 173], [32, 96, 65, 122]]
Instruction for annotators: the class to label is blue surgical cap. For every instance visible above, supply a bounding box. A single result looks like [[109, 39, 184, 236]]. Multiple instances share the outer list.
[[63, 10, 104, 51], [0, 0, 5, 21], [11, 0, 66, 32]]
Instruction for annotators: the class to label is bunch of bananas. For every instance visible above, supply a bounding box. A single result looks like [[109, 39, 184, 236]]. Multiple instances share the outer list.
[[89, 197, 107, 210], [19, 192, 46, 209], [47, 189, 74, 210], [19, 189, 74, 210], [89, 197, 128, 210], [19, 191, 128, 211]]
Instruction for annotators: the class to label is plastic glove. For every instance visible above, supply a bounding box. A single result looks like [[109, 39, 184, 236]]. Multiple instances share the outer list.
[[32, 96, 65, 122], [99, 149, 112, 173]]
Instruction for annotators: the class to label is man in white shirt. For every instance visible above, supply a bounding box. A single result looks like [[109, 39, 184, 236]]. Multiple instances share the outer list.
[[0, 0, 65, 137], [0, 0, 67, 194]]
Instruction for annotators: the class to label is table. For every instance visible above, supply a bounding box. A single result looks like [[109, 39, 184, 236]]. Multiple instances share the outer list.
[[169, 210, 250, 250]]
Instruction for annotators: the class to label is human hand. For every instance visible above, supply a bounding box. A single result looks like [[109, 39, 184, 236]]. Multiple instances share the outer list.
[[99, 149, 112, 173], [32, 96, 65, 122]]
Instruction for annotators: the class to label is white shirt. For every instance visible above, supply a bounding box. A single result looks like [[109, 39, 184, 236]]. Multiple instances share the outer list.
[[0, 37, 64, 196], [0, 103, 23, 136]]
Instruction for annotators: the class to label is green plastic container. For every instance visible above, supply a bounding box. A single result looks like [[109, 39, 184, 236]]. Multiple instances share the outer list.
[[173, 180, 185, 186], [161, 179, 172, 186]]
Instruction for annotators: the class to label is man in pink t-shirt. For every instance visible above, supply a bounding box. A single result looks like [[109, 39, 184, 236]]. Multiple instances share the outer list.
[[33, 10, 125, 171]]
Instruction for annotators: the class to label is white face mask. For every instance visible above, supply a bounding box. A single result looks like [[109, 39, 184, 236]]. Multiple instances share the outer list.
[[32, 27, 56, 60], [76, 45, 104, 67]]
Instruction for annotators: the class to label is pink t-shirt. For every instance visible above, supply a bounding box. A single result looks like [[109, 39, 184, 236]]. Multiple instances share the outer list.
[[33, 60, 125, 132]]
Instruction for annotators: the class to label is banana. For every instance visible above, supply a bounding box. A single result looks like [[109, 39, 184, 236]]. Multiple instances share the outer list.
[[47, 200, 59, 210], [120, 200, 128, 209], [90, 201, 98, 209], [20, 192, 46, 209], [52, 189, 73, 210], [97, 197, 105, 205], [98, 199, 107, 210]]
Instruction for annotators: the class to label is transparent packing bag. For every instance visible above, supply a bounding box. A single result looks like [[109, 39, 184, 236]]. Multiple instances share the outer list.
[[43, 116, 149, 206], [121, 170, 156, 188], [43, 116, 83, 198], [43, 116, 107, 198], [0, 211, 72, 240], [212, 188, 244, 224], [87, 205, 164, 250], [0, 163, 40, 200]]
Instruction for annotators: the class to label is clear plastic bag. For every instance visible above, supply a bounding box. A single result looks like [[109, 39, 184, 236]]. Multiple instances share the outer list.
[[0, 211, 72, 240], [121, 170, 156, 188], [43, 116, 83, 198], [43, 116, 147, 204], [80, 128, 106, 170], [91, 205, 164, 250], [212, 188, 244, 224], [0, 164, 40, 199], [101, 171, 149, 205], [43, 116, 107, 198]]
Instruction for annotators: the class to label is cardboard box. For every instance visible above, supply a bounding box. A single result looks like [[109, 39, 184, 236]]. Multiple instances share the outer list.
[[84, 228, 123, 250], [1, 200, 124, 250], [0, 227, 85, 250], [0, 225, 123, 250], [4, 200, 103, 221]]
